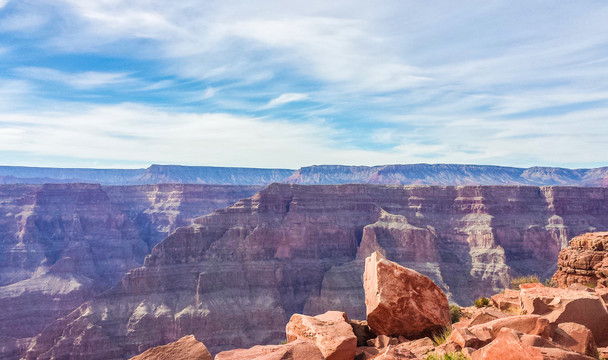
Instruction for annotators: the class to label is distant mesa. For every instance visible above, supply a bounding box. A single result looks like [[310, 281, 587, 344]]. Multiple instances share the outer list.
[[1, 163, 607, 186]]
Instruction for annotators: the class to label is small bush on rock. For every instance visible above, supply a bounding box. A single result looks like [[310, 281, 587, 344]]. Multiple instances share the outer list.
[[510, 275, 540, 289], [432, 327, 452, 346], [425, 352, 468, 360], [449, 304, 462, 323], [474, 296, 490, 308]]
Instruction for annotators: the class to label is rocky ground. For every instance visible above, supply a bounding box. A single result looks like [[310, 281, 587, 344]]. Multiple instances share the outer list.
[[131, 232, 608, 360]]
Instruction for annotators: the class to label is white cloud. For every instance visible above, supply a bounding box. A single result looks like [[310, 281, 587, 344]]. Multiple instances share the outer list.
[[2, 1, 608, 168], [15, 67, 132, 89], [0, 0, 9, 10], [0, 101, 606, 169], [264, 93, 309, 109]]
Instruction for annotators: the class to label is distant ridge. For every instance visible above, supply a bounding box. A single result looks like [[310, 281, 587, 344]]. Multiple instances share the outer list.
[[0, 164, 607, 186]]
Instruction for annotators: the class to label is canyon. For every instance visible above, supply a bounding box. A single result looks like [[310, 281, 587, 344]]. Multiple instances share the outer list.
[[0, 183, 261, 358], [19, 184, 608, 359], [2, 164, 608, 186]]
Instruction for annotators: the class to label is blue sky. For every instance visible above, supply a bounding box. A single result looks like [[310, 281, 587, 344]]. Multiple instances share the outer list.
[[0, 0, 607, 169]]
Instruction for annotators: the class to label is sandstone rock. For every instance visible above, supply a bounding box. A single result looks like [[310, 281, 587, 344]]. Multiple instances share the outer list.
[[354, 346, 379, 360], [349, 319, 375, 347], [598, 347, 608, 359], [551, 323, 597, 357], [364, 251, 450, 337], [286, 311, 356, 360], [553, 232, 608, 288], [431, 341, 462, 356], [450, 327, 491, 349], [520, 286, 608, 346], [536, 347, 597, 359], [366, 335, 398, 348], [214, 339, 324, 360], [520, 334, 559, 349], [471, 328, 543, 360], [596, 287, 608, 307], [468, 315, 552, 341], [468, 308, 509, 326], [371, 343, 419, 360], [397, 337, 436, 357], [491, 289, 522, 313], [129, 335, 212, 360]]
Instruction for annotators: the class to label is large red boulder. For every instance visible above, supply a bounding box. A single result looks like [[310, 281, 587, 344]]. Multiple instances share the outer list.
[[363, 251, 450, 337], [214, 339, 323, 360], [129, 335, 212, 360], [520, 285, 608, 346], [285, 311, 356, 360]]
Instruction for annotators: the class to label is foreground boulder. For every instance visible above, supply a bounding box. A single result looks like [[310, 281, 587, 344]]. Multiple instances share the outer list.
[[214, 339, 323, 360], [471, 328, 543, 360], [363, 251, 450, 337], [286, 311, 357, 360], [129, 335, 212, 360], [520, 285, 608, 346], [552, 322, 598, 357], [553, 232, 608, 288]]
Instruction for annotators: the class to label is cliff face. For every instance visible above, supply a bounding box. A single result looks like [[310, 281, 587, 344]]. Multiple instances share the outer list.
[[0, 184, 260, 358], [25, 184, 608, 359]]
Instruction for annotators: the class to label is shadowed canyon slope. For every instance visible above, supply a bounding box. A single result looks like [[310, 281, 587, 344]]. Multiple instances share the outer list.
[[2, 164, 608, 186], [25, 184, 608, 359], [0, 184, 260, 357]]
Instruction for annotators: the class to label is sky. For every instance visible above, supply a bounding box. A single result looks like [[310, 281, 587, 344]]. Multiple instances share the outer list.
[[0, 1, 607, 169]]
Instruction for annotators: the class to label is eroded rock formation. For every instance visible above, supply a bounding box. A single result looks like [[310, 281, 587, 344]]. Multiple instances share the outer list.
[[21, 184, 608, 359], [553, 232, 608, 288], [0, 184, 259, 358]]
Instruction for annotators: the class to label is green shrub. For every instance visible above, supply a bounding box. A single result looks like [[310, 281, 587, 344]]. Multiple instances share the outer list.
[[449, 304, 462, 323], [510, 275, 540, 290], [424, 352, 468, 360], [474, 296, 490, 308], [432, 327, 452, 346]]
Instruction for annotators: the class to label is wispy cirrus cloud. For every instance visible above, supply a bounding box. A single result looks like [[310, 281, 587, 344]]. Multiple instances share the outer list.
[[0, 0, 607, 168], [264, 93, 310, 109], [15, 67, 133, 89]]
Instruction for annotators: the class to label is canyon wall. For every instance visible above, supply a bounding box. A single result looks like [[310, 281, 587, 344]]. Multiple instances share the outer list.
[[24, 184, 608, 359], [0, 184, 260, 358]]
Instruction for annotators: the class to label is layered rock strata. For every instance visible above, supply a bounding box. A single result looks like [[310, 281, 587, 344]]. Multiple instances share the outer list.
[[24, 184, 608, 359], [552, 232, 608, 287], [0, 184, 259, 358]]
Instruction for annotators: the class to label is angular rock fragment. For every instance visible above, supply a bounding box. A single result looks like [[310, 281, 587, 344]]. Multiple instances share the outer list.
[[520, 285, 608, 346], [363, 251, 450, 337], [286, 311, 356, 360], [129, 335, 212, 360], [551, 322, 598, 357], [214, 339, 323, 360]]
